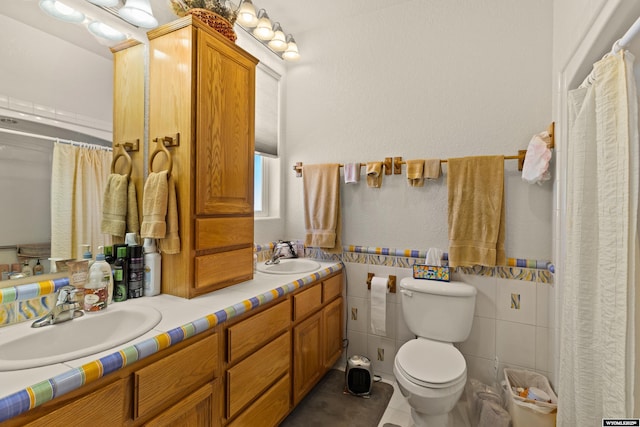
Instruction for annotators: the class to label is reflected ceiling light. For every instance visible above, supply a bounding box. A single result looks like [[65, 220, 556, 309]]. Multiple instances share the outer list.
[[268, 22, 287, 51], [237, 0, 258, 27], [118, 0, 158, 29], [252, 9, 273, 40], [88, 21, 127, 42], [39, 0, 86, 23], [282, 35, 300, 61], [85, 0, 119, 6]]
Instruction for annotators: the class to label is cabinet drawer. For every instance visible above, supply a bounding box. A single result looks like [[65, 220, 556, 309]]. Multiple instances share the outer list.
[[227, 299, 290, 364], [195, 217, 253, 251], [293, 284, 322, 321], [195, 247, 253, 290], [135, 333, 218, 419], [25, 379, 127, 426], [227, 374, 290, 427], [322, 273, 342, 302], [227, 332, 290, 419]]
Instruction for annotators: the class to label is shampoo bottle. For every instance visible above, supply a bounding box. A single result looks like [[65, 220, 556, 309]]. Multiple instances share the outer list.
[[127, 245, 144, 299], [113, 246, 128, 302], [84, 247, 111, 312], [143, 238, 161, 296]]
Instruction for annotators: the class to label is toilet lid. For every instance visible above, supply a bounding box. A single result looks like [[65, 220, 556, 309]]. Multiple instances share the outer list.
[[396, 339, 466, 386]]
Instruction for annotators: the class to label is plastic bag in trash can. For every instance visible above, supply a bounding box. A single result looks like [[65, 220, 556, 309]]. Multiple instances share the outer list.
[[478, 399, 511, 427]]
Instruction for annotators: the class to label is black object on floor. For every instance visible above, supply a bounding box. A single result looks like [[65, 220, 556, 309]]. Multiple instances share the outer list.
[[280, 369, 394, 427]]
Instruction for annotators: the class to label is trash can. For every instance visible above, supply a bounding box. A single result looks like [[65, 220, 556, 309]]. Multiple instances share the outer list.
[[504, 368, 558, 427]]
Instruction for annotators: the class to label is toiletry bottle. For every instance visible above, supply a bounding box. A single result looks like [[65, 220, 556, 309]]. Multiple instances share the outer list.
[[21, 260, 33, 277], [113, 246, 128, 302], [82, 244, 94, 268], [104, 245, 115, 265], [143, 238, 161, 297], [127, 244, 144, 299], [33, 259, 44, 275], [84, 248, 110, 312]]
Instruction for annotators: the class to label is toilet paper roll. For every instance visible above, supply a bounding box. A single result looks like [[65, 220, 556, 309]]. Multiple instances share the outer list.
[[370, 276, 389, 336]]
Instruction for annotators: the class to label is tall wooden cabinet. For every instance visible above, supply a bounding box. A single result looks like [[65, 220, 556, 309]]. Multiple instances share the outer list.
[[147, 16, 258, 298], [111, 40, 145, 224]]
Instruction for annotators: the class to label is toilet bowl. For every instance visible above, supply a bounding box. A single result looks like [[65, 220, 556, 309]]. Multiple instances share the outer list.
[[393, 338, 467, 426], [393, 278, 476, 427]]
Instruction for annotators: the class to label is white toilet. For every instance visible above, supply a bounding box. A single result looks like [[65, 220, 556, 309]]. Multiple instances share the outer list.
[[393, 277, 477, 427]]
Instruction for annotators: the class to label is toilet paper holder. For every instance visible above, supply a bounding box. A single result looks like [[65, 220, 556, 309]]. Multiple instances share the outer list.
[[366, 273, 396, 293]]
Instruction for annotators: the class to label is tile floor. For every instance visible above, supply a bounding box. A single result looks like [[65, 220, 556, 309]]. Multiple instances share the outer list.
[[377, 373, 471, 427]]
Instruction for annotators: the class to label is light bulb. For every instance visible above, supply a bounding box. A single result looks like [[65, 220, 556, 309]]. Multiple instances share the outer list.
[[253, 9, 273, 40], [119, 0, 158, 29], [282, 35, 300, 61], [39, 0, 85, 23], [268, 22, 287, 51], [237, 0, 258, 27]]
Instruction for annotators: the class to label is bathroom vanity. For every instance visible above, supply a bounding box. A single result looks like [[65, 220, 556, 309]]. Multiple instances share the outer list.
[[0, 262, 343, 426]]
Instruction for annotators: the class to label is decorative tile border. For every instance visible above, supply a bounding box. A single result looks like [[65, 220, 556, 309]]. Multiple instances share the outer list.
[[0, 263, 344, 422]]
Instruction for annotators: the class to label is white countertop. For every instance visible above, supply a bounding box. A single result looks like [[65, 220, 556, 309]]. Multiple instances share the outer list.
[[0, 260, 341, 405]]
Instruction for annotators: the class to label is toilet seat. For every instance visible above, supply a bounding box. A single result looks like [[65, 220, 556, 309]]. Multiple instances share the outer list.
[[396, 339, 466, 389]]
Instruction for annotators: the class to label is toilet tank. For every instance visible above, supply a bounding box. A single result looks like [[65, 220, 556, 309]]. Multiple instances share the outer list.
[[399, 278, 477, 343]]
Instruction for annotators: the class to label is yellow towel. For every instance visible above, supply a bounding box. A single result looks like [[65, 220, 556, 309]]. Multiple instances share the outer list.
[[406, 159, 425, 187], [158, 175, 180, 254], [101, 174, 128, 237], [424, 159, 442, 180], [366, 162, 383, 188], [141, 171, 169, 239], [303, 164, 341, 252], [447, 156, 505, 267]]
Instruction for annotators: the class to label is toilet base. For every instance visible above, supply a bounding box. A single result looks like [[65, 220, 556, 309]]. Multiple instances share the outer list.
[[410, 408, 449, 427]]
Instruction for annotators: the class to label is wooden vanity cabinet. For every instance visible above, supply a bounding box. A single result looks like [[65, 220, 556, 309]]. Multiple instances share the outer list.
[[147, 16, 258, 299]]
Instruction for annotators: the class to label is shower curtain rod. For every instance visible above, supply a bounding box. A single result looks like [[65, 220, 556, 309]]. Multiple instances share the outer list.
[[0, 127, 111, 151], [612, 15, 640, 53]]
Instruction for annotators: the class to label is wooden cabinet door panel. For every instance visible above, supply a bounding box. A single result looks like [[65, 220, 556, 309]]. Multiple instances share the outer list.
[[293, 311, 323, 405], [196, 29, 254, 216], [293, 284, 322, 321], [323, 297, 343, 369], [227, 374, 290, 427], [143, 381, 220, 427]]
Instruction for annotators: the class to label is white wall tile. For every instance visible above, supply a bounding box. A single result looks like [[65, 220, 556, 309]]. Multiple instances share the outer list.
[[458, 316, 496, 360], [535, 326, 549, 372], [495, 320, 536, 369], [344, 262, 369, 299], [456, 273, 497, 319], [367, 335, 397, 376], [496, 279, 537, 325], [345, 330, 367, 361], [346, 296, 368, 333], [536, 282, 550, 327], [465, 354, 498, 386]]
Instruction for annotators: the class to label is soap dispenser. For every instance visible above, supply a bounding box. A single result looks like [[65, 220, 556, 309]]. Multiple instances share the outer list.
[[33, 259, 44, 275], [82, 244, 94, 269], [84, 247, 111, 312]]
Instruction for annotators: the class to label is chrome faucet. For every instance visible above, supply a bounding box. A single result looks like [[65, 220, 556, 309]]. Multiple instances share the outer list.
[[266, 240, 298, 265], [31, 285, 84, 328]]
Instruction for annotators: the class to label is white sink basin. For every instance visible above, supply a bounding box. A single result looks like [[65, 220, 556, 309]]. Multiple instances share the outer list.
[[256, 258, 321, 275], [0, 304, 161, 371]]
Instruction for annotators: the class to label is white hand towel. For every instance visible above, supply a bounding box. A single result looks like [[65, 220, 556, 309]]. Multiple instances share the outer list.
[[344, 162, 361, 184], [370, 277, 388, 336], [522, 131, 552, 185]]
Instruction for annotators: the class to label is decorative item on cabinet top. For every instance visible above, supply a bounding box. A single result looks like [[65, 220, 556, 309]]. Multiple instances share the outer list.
[[171, 0, 239, 42]]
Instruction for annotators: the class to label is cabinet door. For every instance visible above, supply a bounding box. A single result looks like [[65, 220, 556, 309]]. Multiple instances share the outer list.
[[293, 311, 323, 405], [143, 381, 220, 427], [196, 29, 255, 216], [323, 296, 343, 369]]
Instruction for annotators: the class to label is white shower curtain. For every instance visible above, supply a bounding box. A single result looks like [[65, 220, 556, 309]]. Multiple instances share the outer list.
[[559, 50, 639, 425], [51, 142, 112, 260]]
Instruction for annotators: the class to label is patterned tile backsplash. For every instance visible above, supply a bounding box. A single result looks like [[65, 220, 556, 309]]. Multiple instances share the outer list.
[[0, 242, 553, 329]]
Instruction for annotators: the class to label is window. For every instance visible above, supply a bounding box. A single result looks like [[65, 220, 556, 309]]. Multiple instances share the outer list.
[[254, 153, 266, 215]]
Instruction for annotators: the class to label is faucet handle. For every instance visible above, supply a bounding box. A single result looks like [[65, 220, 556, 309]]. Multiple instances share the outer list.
[[56, 285, 79, 304]]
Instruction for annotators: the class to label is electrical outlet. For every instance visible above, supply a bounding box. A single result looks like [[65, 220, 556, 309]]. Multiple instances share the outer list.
[[377, 348, 384, 361], [351, 307, 357, 321]]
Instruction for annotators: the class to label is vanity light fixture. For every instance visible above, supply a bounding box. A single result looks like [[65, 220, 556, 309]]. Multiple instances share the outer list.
[[39, 0, 86, 23], [237, 0, 258, 27], [252, 9, 274, 40], [282, 34, 300, 61], [85, 0, 118, 6], [88, 20, 127, 41], [235, 1, 301, 62], [267, 22, 287, 51], [118, 0, 158, 29]]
